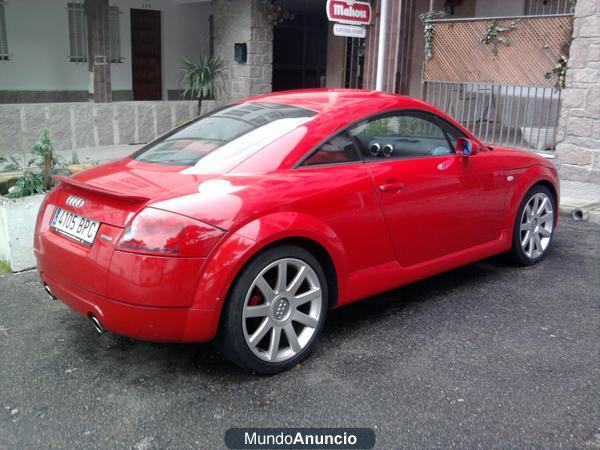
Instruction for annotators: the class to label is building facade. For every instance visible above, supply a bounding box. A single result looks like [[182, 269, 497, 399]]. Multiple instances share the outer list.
[[0, 0, 212, 102], [0, 0, 598, 185]]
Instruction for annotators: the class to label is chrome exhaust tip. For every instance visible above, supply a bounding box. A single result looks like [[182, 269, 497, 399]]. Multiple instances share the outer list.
[[88, 314, 104, 335], [44, 284, 57, 300]]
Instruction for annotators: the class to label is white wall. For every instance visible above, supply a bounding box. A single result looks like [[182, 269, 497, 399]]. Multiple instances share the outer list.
[[0, 0, 89, 90], [112, 0, 212, 94], [0, 0, 212, 96]]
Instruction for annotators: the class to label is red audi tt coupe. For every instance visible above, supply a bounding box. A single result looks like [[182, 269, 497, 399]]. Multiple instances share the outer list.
[[34, 89, 559, 373]]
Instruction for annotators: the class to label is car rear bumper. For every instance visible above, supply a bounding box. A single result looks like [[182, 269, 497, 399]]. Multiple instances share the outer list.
[[40, 270, 220, 343]]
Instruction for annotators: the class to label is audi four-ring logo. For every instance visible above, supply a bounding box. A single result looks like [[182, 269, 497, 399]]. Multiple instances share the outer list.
[[66, 195, 85, 208]]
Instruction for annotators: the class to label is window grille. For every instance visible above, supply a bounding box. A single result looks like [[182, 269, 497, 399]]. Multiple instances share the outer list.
[[67, 3, 122, 63], [0, 1, 9, 61], [524, 0, 573, 15], [109, 6, 122, 63], [67, 2, 87, 62]]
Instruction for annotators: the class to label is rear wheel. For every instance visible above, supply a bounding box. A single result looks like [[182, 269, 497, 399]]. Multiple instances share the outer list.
[[219, 245, 328, 374], [510, 185, 556, 266]]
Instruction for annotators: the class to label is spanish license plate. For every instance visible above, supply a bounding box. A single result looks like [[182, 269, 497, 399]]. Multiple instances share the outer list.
[[50, 207, 100, 247]]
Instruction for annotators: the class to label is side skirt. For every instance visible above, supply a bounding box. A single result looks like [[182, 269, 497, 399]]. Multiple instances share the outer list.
[[340, 229, 512, 306]]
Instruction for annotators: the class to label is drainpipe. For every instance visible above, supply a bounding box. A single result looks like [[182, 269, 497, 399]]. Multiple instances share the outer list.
[[375, 0, 389, 91]]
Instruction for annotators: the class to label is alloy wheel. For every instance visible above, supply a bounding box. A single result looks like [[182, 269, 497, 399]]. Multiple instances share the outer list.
[[519, 192, 554, 259], [241, 258, 323, 363]]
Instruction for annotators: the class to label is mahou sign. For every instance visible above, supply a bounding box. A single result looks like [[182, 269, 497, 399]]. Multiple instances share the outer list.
[[326, 0, 372, 26]]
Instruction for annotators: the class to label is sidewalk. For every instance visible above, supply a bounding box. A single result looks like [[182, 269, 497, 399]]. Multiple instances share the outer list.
[[560, 180, 600, 225], [54, 143, 144, 164]]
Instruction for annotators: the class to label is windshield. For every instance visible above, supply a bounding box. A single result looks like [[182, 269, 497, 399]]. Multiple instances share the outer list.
[[133, 102, 317, 167]]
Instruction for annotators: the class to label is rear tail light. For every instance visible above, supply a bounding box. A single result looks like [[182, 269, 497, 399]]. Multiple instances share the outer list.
[[116, 208, 224, 257]]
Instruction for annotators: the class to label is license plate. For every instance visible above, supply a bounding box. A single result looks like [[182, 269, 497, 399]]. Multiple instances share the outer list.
[[50, 206, 100, 247]]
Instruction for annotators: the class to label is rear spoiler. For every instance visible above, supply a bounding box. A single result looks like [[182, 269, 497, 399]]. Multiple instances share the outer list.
[[53, 175, 150, 203]]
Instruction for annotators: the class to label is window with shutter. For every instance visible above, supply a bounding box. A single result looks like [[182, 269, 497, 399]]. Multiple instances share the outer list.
[[109, 6, 122, 63], [67, 3, 121, 64], [67, 2, 87, 62], [0, 1, 9, 61]]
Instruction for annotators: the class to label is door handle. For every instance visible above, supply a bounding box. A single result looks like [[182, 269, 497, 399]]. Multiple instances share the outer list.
[[379, 181, 405, 192]]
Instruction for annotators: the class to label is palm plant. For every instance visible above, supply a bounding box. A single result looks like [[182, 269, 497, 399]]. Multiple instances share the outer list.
[[2, 155, 46, 198], [179, 56, 225, 114], [1, 131, 62, 198]]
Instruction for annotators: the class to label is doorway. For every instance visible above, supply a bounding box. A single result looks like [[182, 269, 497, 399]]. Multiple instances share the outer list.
[[130, 9, 162, 100], [272, 1, 328, 91], [344, 37, 365, 88]]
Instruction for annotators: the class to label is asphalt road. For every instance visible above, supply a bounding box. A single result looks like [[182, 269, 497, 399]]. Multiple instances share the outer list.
[[1, 218, 599, 449]]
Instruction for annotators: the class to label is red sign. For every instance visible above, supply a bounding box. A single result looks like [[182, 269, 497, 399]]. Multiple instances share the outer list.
[[326, 0, 372, 26]]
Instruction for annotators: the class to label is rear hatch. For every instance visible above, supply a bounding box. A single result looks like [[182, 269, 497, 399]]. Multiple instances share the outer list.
[[53, 158, 209, 225], [37, 158, 202, 296]]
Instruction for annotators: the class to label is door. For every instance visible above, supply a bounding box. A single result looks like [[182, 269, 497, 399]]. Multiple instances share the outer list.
[[349, 110, 506, 267], [130, 9, 162, 100], [272, 10, 328, 91]]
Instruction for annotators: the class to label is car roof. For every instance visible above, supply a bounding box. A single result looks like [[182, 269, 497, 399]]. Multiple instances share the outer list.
[[242, 89, 433, 116]]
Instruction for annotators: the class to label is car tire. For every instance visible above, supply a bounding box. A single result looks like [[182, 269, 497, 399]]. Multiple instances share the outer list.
[[219, 245, 328, 375], [509, 184, 556, 266]]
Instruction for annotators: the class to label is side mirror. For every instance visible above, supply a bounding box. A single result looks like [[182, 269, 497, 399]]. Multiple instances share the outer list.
[[456, 138, 478, 157]]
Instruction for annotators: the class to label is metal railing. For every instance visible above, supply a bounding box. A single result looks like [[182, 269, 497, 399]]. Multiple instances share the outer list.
[[422, 81, 561, 152], [524, 0, 573, 15]]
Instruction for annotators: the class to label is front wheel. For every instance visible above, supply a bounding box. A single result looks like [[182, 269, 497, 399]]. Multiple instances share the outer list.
[[219, 245, 328, 374], [510, 185, 556, 266]]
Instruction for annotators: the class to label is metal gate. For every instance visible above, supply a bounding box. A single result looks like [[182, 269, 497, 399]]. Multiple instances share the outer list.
[[422, 14, 573, 152]]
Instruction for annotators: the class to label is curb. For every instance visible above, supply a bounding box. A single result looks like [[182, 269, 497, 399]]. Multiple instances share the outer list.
[[559, 202, 600, 225]]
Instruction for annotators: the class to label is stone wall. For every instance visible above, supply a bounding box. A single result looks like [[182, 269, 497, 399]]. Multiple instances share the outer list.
[[213, 0, 273, 102], [555, 0, 600, 184], [0, 100, 218, 157]]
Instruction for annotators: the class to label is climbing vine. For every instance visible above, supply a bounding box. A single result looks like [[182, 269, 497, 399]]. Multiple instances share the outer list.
[[544, 55, 568, 89], [419, 10, 446, 61], [545, 38, 572, 90], [481, 19, 520, 56]]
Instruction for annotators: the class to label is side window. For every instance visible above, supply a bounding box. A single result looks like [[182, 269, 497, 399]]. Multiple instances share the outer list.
[[440, 120, 467, 151], [302, 132, 360, 167], [349, 112, 455, 160]]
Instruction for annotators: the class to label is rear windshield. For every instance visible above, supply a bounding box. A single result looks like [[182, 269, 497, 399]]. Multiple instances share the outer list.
[[133, 102, 317, 166]]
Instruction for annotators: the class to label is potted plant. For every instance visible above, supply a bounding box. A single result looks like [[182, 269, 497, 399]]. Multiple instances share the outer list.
[[179, 56, 225, 114]]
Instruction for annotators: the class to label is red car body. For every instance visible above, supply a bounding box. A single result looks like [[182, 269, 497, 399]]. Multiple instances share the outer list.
[[34, 89, 559, 343]]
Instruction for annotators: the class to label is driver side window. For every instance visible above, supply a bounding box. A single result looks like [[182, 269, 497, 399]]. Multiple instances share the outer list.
[[349, 112, 454, 160]]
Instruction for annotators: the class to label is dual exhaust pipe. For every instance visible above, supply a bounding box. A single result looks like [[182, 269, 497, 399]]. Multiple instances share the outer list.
[[43, 283, 104, 335]]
